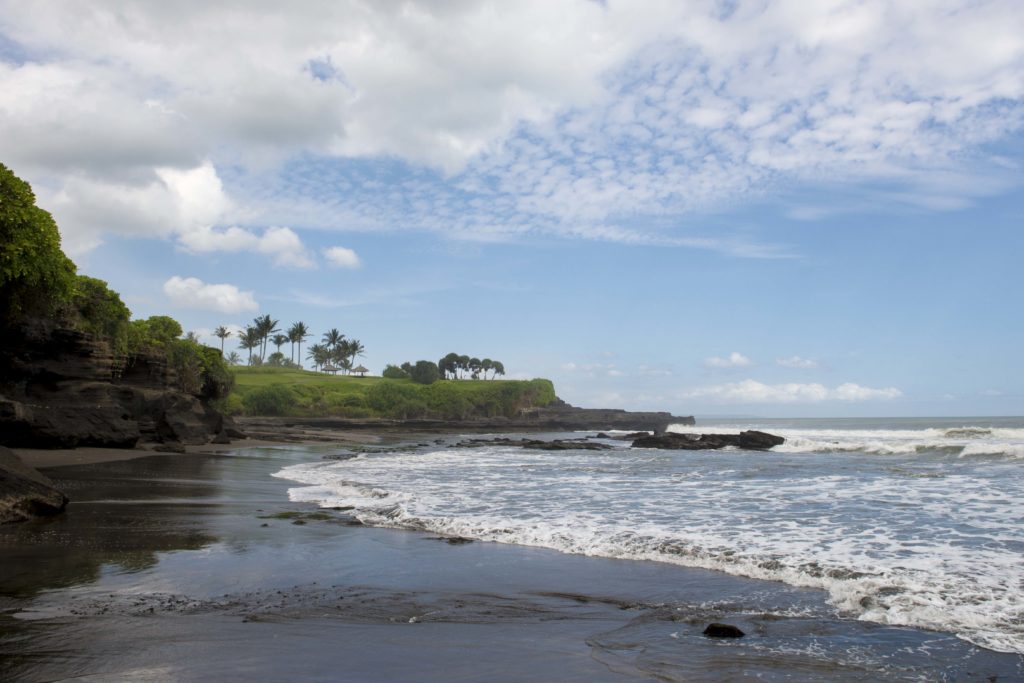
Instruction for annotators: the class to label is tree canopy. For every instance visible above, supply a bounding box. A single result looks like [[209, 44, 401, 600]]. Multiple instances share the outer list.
[[0, 163, 77, 324]]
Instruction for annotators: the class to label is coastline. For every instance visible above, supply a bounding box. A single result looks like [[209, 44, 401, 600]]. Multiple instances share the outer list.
[[3, 432, 1022, 681]]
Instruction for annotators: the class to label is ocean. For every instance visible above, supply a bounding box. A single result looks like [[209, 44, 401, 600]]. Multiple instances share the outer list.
[[276, 416, 1024, 656]]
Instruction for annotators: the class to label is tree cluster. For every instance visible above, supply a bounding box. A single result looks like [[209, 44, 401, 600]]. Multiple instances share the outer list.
[[383, 360, 440, 385], [217, 319, 365, 374], [438, 353, 505, 380]]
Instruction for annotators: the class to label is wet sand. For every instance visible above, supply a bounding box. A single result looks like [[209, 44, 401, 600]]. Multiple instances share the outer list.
[[2, 441, 1022, 682]]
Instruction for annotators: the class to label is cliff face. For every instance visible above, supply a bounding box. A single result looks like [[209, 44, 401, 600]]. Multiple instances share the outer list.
[[0, 319, 232, 449]]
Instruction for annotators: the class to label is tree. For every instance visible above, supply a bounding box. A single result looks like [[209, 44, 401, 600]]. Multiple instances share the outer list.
[[287, 321, 310, 367], [383, 364, 410, 379], [251, 314, 279, 361], [458, 354, 470, 379], [469, 357, 482, 380], [307, 343, 329, 372], [481, 358, 493, 379], [214, 325, 232, 354], [238, 326, 259, 365], [226, 351, 241, 366], [272, 333, 288, 355], [410, 360, 440, 385], [0, 162, 77, 324], [322, 328, 344, 350], [491, 360, 505, 379], [439, 353, 459, 380]]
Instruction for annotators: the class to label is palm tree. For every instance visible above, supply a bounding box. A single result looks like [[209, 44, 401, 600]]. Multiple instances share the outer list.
[[307, 343, 327, 372], [214, 325, 232, 354], [252, 314, 280, 361], [322, 328, 344, 351], [482, 358, 493, 379], [469, 357, 482, 379], [492, 360, 505, 379], [226, 351, 241, 366], [287, 322, 310, 366], [238, 326, 259, 365], [272, 333, 288, 356], [347, 338, 365, 363]]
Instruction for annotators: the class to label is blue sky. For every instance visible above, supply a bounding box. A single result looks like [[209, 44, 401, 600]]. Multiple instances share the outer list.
[[1, 1, 1022, 416]]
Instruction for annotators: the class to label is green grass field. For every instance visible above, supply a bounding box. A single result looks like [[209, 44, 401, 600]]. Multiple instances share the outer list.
[[226, 366, 556, 419]]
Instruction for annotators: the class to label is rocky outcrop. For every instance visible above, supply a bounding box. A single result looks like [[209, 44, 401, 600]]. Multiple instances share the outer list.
[[237, 399, 693, 435], [632, 430, 784, 451], [0, 319, 234, 449], [0, 446, 69, 523]]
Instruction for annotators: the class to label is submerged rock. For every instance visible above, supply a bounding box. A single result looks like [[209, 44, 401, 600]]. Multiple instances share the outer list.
[[702, 623, 745, 638], [455, 438, 613, 451], [0, 446, 69, 523]]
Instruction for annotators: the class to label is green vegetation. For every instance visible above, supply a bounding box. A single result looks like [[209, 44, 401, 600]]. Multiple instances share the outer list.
[[1, 163, 232, 402], [438, 352, 505, 380], [228, 366, 555, 419], [0, 162, 77, 324]]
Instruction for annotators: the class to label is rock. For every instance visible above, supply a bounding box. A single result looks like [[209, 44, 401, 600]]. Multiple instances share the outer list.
[[632, 431, 784, 451], [0, 319, 230, 450], [703, 623, 745, 638], [211, 432, 231, 444], [738, 430, 785, 450], [0, 446, 69, 523]]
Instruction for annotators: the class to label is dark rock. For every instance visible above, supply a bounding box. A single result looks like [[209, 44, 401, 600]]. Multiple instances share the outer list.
[[153, 443, 186, 454], [0, 446, 69, 523], [0, 319, 229, 450], [633, 431, 784, 451], [738, 430, 785, 450], [211, 432, 231, 444], [703, 623, 745, 638]]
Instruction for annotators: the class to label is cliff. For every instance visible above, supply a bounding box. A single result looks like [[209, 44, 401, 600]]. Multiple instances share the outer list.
[[237, 397, 693, 437], [0, 319, 235, 449]]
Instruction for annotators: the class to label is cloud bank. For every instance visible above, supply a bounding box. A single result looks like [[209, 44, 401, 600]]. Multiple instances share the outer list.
[[683, 380, 903, 404], [2, 1, 1022, 253]]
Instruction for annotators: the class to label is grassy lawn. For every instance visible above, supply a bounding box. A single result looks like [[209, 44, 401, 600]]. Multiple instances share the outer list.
[[226, 366, 556, 419]]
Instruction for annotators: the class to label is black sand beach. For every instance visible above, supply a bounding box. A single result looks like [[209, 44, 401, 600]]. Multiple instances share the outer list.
[[2, 440, 1021, 682]]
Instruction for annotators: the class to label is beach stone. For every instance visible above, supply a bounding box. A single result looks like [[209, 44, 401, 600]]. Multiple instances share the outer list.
[[632, 431, 784, 451], [0, 446, 69, 523], [702, 623, 745, 638]]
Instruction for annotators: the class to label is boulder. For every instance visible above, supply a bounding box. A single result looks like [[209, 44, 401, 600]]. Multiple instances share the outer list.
[[738, 430, 785, 450], [0, 446, 69, 523], [702, 623, 745, 638]]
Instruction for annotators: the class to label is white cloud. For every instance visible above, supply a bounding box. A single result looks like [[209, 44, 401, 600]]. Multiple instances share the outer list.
[[776, 356, 819, 369], [162, 276, 258, 313], [3, 1, 1023, 252], [705, 352, 753, 369], [323, 246, 361, 269], [682, 380, 903, 404]]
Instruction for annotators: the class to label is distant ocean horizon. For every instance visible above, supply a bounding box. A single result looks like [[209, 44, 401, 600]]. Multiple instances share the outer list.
[[278, 415, 1024, 654]]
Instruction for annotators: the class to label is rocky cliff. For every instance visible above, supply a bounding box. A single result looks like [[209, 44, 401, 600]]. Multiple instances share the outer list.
[[0, 319, 235, 449]]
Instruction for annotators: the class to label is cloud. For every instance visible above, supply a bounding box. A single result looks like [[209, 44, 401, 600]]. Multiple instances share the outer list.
[[323, 246, 361, 269], [3, 1, 1023, 253], [776, 356, 819, 369], [179, 225, 316, 269], [162, 276, 258, 313], [704, 352, 753, 369], [682, 380, 903, 404]]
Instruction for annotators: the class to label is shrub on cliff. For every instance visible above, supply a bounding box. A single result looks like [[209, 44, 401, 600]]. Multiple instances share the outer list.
[[382, 364, 410, 379], [0, 163, 77, 325], [71, 275, 132, 354]]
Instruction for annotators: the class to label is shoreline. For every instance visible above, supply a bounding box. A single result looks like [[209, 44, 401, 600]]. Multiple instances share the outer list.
[[3, 432, 1022, 680]]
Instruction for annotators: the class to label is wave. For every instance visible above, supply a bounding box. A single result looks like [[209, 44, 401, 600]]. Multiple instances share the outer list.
[[275, 454, 1024, 655], [666, 424, 1024, 459]]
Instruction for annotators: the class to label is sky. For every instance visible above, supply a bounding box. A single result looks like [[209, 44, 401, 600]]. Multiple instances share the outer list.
[[1, 0, 1022, 417]]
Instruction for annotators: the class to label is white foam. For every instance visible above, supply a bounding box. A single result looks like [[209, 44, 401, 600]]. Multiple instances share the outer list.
[[275, 437, 1024, 654], [667, 424, 1024, 459]]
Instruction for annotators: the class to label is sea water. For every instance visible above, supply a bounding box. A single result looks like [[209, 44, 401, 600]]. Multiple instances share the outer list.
[[275, 416, 1024, 654]]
